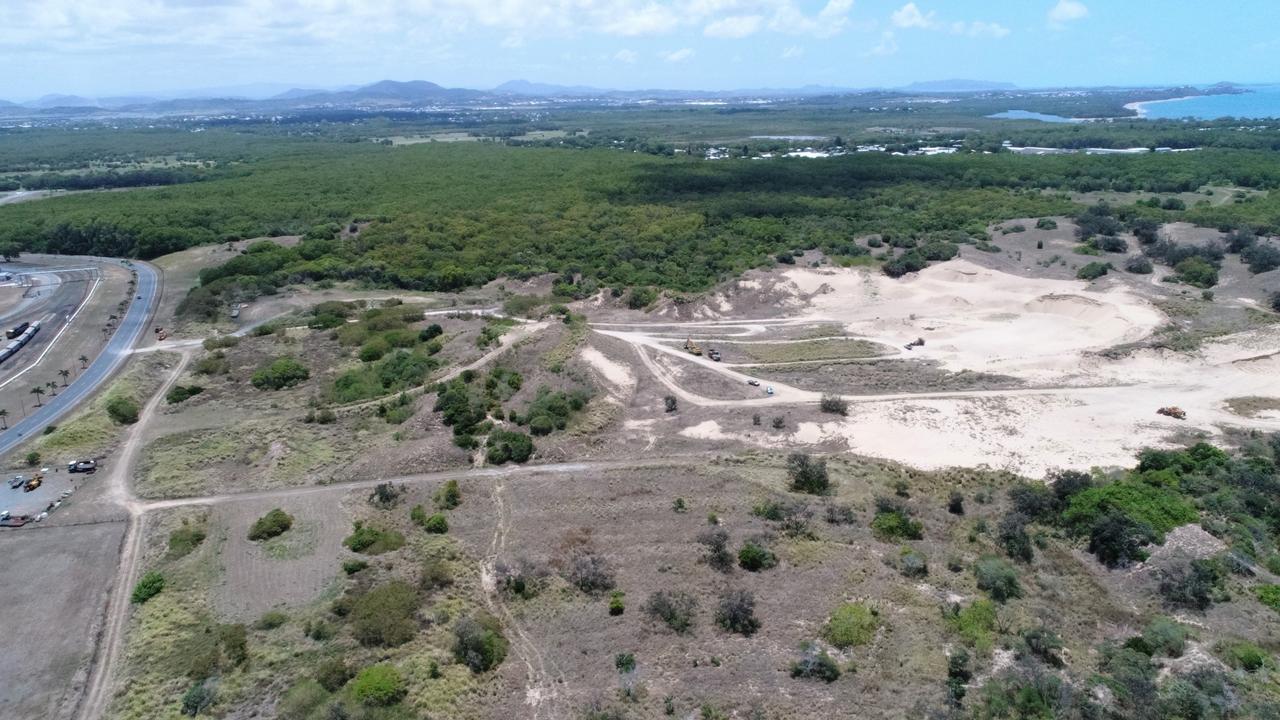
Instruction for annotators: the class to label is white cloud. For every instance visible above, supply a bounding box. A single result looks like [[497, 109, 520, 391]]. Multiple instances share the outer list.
[[891, 3, 936, 29], [613, 48, 638, 63], [952, 20, 1010, 38], [866, 30, 898, 56], [770, 0, 854, 38], [704, 14, 763, 39], [660, 47, 695, 63], [781, 45, 804, 59], [1048, 0, 1089, 27]]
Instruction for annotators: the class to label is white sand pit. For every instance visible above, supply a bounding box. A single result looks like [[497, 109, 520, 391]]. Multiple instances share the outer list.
[[580, 346, 636, 398]]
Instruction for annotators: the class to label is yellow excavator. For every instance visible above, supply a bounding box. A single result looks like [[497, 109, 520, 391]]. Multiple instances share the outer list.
[[684, 338, 703, 356]]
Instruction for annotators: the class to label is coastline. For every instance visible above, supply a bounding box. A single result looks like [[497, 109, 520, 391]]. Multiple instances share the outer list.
[[1123, 95, 1198, 119]]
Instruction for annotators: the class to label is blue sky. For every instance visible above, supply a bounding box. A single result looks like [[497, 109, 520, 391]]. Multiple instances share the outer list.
[[2, 0, 1277, 99]]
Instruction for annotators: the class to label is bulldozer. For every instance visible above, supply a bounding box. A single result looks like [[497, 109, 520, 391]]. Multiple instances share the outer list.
[[684, 338, 703, 356], [1157, 406, 1187, 420], [23, 474, 43, 492]]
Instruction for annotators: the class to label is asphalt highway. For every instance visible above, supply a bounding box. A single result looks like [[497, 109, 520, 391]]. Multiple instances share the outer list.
[[0, 261, 157, 458]]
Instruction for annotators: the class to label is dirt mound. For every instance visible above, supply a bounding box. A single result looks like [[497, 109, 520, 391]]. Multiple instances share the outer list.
[[1024, 293, 1109, 321]]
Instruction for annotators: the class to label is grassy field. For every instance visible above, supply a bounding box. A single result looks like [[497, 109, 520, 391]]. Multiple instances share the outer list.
[[718, 338, 892, 364]]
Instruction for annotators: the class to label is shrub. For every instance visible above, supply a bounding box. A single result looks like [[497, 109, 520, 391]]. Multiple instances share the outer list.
[[167, 521, 207, 559], [697, 528, 733, 572], [947, 491, 965, 515], [1036, 218, 1058, 230], [883, 250, 928, 278], [256, 610, 288, 630], [343, 522, 405, 555], [663, 395, 678, 413], [1175, 257, 1218, 288], [871, 500, 922, 541], [132, 571, 165, 604], [737, 540, 777, 572], [343, 559, 368, 575], [771, 416, 785, 429], [1076, 261, 1111, 280], [567, 552, 617, 595], [1242, 243, 1280, 274], [1222, 641, 1267, 672], [421, 556, 454, 591], [946, 599, 998, 651], [997, 513, 1034, 563], [106, 395, 140, 424], [453, 613, 508, 672], [1063, 482, 1196, 539], [824, 603, 879, 649], [898, 546, 929, 578], [790, 643, 841, 682], [787, 453, 829, 495], [825, 504, 856, 525], [248, 508, 294, 541], [974, 556, 1021, 602], [1125, 256, 1154, 274], [352, 664, 406, 706], [645, 590, 698, 634], [485, 428, 534, 464], [419, 323, 443, 341], [421, 512, 449, 534], [435, 479, 461, 509], [1021, 627, 1064, 667], [1088, 511, 1155, 567], [1160, 558, 1224, 610], [180, 681, 216, 716], [165, 385, 205, 404], [351, 581, 419, 647], [609, 591, 626, 616], [715, 589, 760, 636], [250, 357, 310, 390], [1256, 584, 1280, 613], [24, 450, 39, 467], [819, 394, 848, 416], [1143, 616, 1188, 657], [315, 658, 354, 692]]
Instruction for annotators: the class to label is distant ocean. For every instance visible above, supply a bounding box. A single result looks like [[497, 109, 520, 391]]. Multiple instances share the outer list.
[[1137, 85, 1280, 120]]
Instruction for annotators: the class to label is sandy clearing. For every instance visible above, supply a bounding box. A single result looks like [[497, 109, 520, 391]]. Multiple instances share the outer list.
[[579, 345, 636, 398]]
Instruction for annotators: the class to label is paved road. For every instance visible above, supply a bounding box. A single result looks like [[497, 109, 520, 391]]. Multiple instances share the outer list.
[[0, 261, 157, 458]]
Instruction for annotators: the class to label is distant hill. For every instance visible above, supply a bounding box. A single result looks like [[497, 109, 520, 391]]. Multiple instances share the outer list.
[[289, 79, 485, 105], [899, 79, 1017, 93], [29, 94, 99, 108], [495, 80, 608, 97]]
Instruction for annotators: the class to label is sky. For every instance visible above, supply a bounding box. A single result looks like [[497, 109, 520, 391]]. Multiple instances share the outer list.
[[2, 0, 1278, 100]]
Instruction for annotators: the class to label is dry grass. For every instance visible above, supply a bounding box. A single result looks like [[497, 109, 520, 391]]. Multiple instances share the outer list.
[[1225, 396, 1280, 419]]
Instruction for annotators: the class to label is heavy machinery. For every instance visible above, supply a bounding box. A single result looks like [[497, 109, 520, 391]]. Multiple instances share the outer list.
[[684, 338, 703, 356], [0, 320, 41, 364], [905, 337, 925, 350], [1157, 406, 1187, 420], [154, 327, 169, 341], [67, 459, 97, 474], [6, 321, 29, 339], [23, 475, 42, 492]]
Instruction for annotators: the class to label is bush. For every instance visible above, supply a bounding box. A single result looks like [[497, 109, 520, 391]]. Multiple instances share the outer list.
[[1088, 511, 1155, 567], [715, 589, 760, 636], [1063, 482, 1196, 539], [248, 508, 294, 541], [256, 610, 288, 630], [974, 556, 1021, 602], [947, 491, 965, 515], [1256, 584, 1280, 613], [1175, 257, 1218, 288], [131, 570, 165, 604], [1241, 242, 1280, 274], [567, 552, 616, 594], [421, 512, 449, 534], [168, 521, 207, 558], [435, 479, 461, 509], [421, 557, 454, 591], [1222, 641, 1267, 672], [663, 395, 678, 413], [351, 664, 406, 706], [898, 546, 929, 577], [790, 643, 841, 682], [737, 540, 777, 572], [1076, 261, 1111, 280], [824, 603, 879, 649], [1143, 616, 1188, 657], [609, 590, 626, 616], [419, 323, 444, 341], [997, 513, 1034, 563], [250, 357, 310, 390], [313, 659, 353, 693], [343, 559, 368, 575], [343, 522, 405, 555], [485, 428, 534, 464], [645, 590, 698, 634], [787, 453, 829, 495], [698, 528, 733, 572], [351, 581, 419, 647], [946, 599, 998, 651], [106, 395, 140, 424], [24, 450, 39, 467], [165, 385, 205, 404], [819, 394, 848, 416], [1036, 218, 1058, 230], [871, 500, 923, 541], [883, 250, 928, 278], [1160, 558, 1224, 610], [453, 613, 508, 672], [1125, 256, 1154, 274], [180, 681, 216, 716]]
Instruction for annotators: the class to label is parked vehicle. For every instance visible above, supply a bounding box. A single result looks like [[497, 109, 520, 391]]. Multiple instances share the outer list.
[[8, 476, 23, 489], [747, 379, 760, 387], [67, 459, 97, 474], [6, 321, 29, 340]]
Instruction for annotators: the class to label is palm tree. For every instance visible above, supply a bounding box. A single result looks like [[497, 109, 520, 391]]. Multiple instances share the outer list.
[[30, 387, 44, 407], [78, 354, 89, 369], [46, 380, 58, 397], [59, 369, 70, 386], [0, 409, 8, 429]]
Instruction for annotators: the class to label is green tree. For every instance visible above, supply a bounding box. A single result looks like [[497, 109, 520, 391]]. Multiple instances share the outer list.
[[351, 664, 406, 706], [29, 386, 44, 407]]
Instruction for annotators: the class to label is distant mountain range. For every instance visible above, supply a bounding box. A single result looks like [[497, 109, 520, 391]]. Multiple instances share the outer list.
[[0, 78, 1245, 119]]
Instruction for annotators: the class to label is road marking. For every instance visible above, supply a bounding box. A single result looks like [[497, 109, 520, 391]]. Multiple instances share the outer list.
[[0, 270, 102, 390]]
